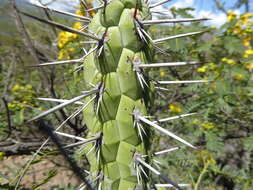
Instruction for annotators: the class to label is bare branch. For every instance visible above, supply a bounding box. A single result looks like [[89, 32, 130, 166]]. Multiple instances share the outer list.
[[213, 0, 228, 14], [20, 11, 100, 41]]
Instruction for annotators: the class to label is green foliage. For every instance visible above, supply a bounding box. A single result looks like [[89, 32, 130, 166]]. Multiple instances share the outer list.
[[32, 169, 57, 189], [151, 8, 253, 189]]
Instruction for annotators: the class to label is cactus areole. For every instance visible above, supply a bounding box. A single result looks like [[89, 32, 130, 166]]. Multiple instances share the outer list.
[[82, 1, 154, 189]]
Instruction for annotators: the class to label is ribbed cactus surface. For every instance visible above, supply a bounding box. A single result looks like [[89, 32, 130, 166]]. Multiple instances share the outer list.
[[82, 0, 152, 189], [25, 0, 209, 189]]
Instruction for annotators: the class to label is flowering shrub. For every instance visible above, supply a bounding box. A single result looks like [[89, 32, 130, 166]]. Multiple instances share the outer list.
[[57, 10, 84, 60], [150, 8, 253, 189]]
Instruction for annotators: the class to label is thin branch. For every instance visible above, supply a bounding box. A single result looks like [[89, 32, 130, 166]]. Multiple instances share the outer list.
[[10, 0, 41, 64], [37, 120, 94, 190], [10, 0, 53, 90], [213, 0, 228, 14], [13, 105, 86, 188], [20, 11, 100, 41], [1, 98, 12, 141]]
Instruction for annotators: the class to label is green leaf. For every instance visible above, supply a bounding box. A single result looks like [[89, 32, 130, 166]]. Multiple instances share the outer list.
[[32, 169, 57, 189], [243, 135, 253, 152], [223, 36, 244, 55]]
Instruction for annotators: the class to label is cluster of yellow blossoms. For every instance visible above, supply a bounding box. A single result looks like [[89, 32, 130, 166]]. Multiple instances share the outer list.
[[197, 63, 217, 73], [221, 58, 236, 65], [169, 104, 182, 113], [196, 150, 216, 165], [57, 10, 84, 60], [220, 57, 247, 80], [197, 12, 253, 76], [227, 11, 253, 47], [220, 11, 253, 72], [243, 49, 253, 58], [160, 71, 165, 77], [201, 122, 215, 130], [192, 119, 215, 130], [8, 84, 36, 110], [0, 152, 5, 160], [58, 23, 82, 49]]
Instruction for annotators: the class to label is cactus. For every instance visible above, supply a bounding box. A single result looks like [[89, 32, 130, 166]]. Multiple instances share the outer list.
[[26, 0, 209, 189]]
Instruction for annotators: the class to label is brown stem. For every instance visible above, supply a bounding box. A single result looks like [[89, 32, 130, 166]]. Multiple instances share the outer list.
[[1, 98, 12, 141]]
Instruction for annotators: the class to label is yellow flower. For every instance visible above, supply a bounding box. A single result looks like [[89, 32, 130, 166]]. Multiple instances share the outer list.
[[232, 26, 242, 35], [233, 74, 245, 80], [22, 101, 28, 104], [169, 104, 182, 113], [221, 57, 227, 62], [73, 22, 82, 30], [57, 30, 79, 49], [196, 150, 216, 165], [58, 51, 65, 60], [227, 59, 235, 65], [221, 57, 236, 65], [58, 31, 66, 38], [201, 122, 215, 130], [12, 84, 20, 92], [68, 47, 75, 52], [227, 11, 237, 21], [0, 152, 5, 160], [243, 49, 253, 58], [197, 65, 208, 73], [246, 62, 253, 69], [160, 71, 165, 77], [245, 27, 253, 34], [75, 10, 83, 16], [58, 50, 69, 60], [192, 119, 200, 125], [240, 13, 253, 24], [243, 39, 251, 47]]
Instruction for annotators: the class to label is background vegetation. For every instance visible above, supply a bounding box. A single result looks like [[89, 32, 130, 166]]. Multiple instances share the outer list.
[[0, 0, 252, 189]]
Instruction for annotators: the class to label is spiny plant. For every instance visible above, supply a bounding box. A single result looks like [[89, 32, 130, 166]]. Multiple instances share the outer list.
[[25, 0, 210, 189]]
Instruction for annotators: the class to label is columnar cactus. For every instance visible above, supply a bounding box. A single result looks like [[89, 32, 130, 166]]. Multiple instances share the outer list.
[[28, 0, 209, 189], [82, 2, 153, 189]]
